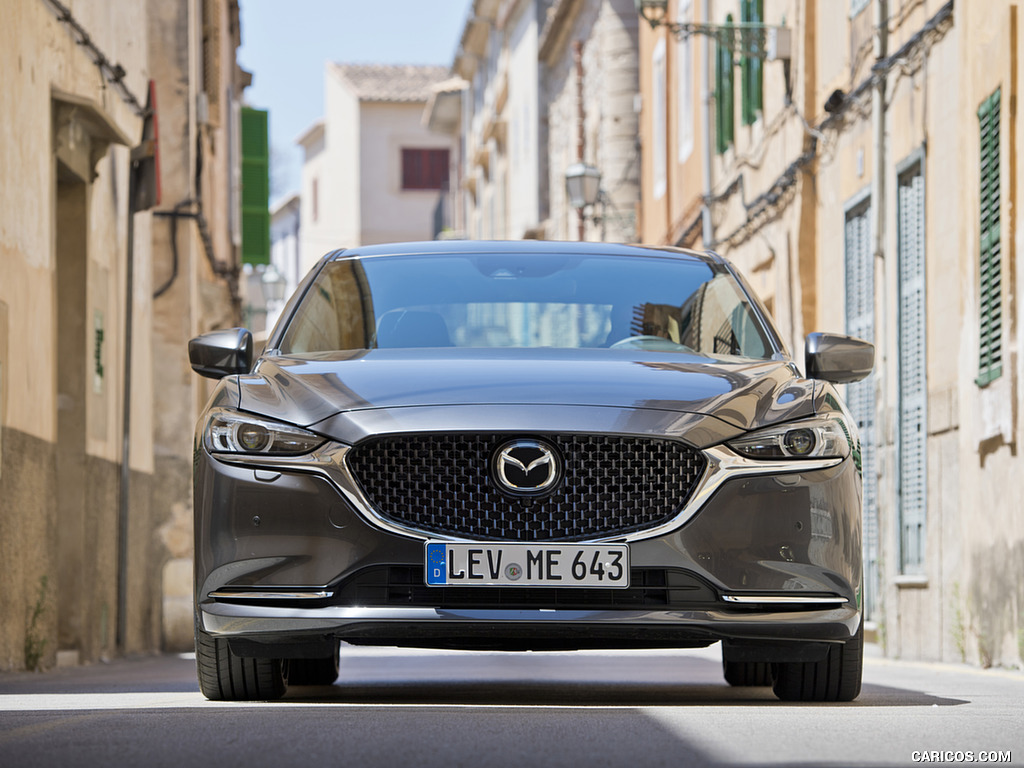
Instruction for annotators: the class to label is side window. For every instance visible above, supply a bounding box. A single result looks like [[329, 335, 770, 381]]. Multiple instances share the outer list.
[[678, 275, 767, 358], [281, 263, 372, 352]]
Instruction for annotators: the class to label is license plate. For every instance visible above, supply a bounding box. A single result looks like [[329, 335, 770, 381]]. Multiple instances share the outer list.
[[425, 542, 629, 588]]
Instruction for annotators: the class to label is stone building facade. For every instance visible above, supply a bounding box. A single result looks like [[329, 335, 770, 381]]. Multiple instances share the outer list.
[[445, 0, 640, 243], [0, 0, 246, 669], [148, 0, 250, 652], [541, 0, 641, 242], [637, 0, 1024, 667]]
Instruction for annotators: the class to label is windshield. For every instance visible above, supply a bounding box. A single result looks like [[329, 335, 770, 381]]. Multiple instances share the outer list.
[[278, 252, 774, 360]]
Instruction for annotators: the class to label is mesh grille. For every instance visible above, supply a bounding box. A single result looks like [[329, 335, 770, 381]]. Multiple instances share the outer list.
[[346, 433, 707, 541]]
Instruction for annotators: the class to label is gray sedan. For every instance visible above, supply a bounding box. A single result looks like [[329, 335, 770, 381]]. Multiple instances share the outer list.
[[189, 240, 873, 702]]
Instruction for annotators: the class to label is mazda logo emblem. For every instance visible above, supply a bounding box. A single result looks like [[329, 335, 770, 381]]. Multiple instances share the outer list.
[[492, 439, 561, 495]]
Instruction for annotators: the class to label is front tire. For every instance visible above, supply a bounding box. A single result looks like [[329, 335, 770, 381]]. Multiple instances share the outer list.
[[195, 622, 288, 701], [771, 620, 863, 702]]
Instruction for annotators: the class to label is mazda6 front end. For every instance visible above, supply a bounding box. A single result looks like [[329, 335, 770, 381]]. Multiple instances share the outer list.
[[189, 240, 873, 702]]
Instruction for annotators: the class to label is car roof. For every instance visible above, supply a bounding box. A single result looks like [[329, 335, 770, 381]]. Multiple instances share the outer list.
[[325, 240, 722, 265]]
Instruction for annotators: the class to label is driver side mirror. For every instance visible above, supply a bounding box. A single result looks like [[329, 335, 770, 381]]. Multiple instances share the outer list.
[[188, 328, 253, 379], [804, 332, 874, 384]]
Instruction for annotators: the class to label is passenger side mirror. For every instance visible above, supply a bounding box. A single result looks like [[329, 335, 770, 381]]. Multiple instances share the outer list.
[[188, 328, 253, 379], [804, 332, 874, 384]]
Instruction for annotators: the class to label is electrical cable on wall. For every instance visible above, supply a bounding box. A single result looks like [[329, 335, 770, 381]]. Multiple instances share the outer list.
[[707, 1, 953, 251], [41, 0, 147, 117]]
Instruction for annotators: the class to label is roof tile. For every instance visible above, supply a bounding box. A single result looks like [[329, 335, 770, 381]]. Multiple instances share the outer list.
[[333, 63, 451, 103]]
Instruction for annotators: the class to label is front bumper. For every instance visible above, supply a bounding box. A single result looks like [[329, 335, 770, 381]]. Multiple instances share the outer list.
[[200, 602, 860, 652], [194, 425, 863, 652]]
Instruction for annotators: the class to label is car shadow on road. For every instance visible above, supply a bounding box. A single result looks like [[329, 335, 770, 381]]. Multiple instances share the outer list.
[[284, 649, 968, 707], [288, 679, 966, 707], [0, 650, 970, 708]]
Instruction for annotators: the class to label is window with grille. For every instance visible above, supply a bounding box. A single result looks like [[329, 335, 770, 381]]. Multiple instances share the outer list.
[[714, 16, 735, 154], [897, 162, 927, 573], [977, 89, 1002, 386], [844, 198, 878, 617], [401, 148, 450, 191], [740, 0, 763, 125]]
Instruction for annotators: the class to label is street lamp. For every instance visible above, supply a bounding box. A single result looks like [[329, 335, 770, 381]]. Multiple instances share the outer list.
[[635, 0, 669, 27], [260, 264, 287, 305], [565, 163, 602, 210]]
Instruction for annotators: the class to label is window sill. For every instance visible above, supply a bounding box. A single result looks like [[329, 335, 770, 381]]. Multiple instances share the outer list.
[[894, 574, 929, 589]]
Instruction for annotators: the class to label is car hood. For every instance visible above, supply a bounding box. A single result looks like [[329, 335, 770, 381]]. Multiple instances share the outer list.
[[234, 348, 817, 437]]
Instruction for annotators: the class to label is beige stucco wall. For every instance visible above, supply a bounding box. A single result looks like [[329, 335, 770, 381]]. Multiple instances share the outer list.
[[541, 0, 640, 243], [633, 0, 1024, 668], [953, 0, 1022, 669], [0, 0, 155, 669], [148, 0, 243, 653], [810, 0, 1023, 667]]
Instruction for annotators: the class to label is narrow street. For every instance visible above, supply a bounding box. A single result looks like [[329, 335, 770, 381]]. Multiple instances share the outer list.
[[1, 644, 1020, 767]]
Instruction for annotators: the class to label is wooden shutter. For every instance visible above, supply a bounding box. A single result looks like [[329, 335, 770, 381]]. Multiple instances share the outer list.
[[740, 0, 763, 126], [402, 149, 450, 191], [844, 201, 878, 617], [977, 89, 1002, 385], [240, 107, 270, 265], [897, 165, 927, 573], [715, 18, 735, 153]]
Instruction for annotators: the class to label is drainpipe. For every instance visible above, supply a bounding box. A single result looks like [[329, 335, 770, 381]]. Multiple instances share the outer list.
[[117, 166, 137, 652], [574, 40, 586, 242], [700, 0, 714, 248], [871, 0, 888, 275], [870, 2, 887, 385], [868, 0, 887, 624]]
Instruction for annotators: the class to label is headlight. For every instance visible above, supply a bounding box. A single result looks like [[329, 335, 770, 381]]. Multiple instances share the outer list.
[[204, 408, 326, 455], [727, 414, 853, 460]]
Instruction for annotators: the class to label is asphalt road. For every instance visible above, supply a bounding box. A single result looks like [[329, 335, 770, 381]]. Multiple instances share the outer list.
[[0, 643, 1020, 768]]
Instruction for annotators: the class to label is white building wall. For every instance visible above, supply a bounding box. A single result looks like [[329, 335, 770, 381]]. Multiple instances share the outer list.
[[360, 102, 454, 245], [543, 0, 640, 242], [299, 65, 362, 273], [270, 198, 302, 291], [327, 68, 363, 250], [298, 128, 330, 274], [507, 3, 541, 238]]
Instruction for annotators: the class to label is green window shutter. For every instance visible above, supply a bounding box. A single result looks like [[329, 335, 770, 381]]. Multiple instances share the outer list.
[[715, 17, 735, 153], [977, 89, 1001, 385], [752, 1, 763, 118], [715, 43, 725, 153], [240, 107, 270, 266], [740, 0, 763, 125]]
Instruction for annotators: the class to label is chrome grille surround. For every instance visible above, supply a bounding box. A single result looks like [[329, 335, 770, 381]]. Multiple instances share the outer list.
[[345, 433, 709, 542]]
